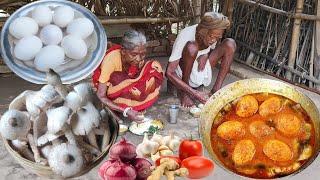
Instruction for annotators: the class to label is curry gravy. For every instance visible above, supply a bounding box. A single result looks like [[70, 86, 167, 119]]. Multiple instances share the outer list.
[[210, 93, 315, 178]]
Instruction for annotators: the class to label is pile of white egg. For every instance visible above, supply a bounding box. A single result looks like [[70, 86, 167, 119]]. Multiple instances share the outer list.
[[9, 5, 94, 72]]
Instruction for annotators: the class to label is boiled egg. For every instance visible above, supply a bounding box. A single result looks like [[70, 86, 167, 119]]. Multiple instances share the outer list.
[[14, 36, 42, 61], [66, 18, 94, 39], [40, 24, 63, 45], [9, 17, 38, 39], [53, 6, 74, 28], [34, 45, 65, 72], [31, 6, 52, 26], [61, 35, 87, 60]]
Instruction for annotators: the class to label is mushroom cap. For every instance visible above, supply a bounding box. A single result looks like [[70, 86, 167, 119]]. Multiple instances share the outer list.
[[47, 106, 72, 134], [64, 91, 82, 112], [26, 92, 48, 116], [48, 143, 83, 177], [73, 83, 93, 104], [9, 90, 34, 111], [41, 145, 53, 159], [0, 110, 31, 140], [39, 84, 60, 102], [72, 102, 100, 135]]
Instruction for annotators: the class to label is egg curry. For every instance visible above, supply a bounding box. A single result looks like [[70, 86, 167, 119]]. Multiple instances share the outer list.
[[211, 93, 315, 178]]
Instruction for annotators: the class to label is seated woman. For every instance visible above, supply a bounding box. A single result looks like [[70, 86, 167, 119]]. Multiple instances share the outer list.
[[94, 30, 164, 122]]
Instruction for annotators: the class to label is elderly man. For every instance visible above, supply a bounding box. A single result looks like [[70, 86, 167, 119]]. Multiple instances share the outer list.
[[166, 12, 236, 107], [94, 30, 164, 122]]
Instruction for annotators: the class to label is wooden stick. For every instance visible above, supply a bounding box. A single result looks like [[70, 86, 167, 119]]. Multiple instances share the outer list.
[[236, 0, 320, 21], [285, 0, 305, 80]]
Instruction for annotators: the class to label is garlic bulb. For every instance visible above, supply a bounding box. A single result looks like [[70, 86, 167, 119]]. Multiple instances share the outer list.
[[136, 133, 159, 157], [162, 133, 181, 152], [150, 132, 163, 145]]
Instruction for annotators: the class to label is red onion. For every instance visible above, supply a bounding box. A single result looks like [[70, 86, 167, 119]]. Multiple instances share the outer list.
[[110, 138, 137, 162], [99, 159, 116, 179], [131, 158, 152, 180], [104, 160, 137, 180]]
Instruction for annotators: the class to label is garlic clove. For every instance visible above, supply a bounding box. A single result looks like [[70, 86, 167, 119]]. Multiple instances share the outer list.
[[150, 132, 163, 145]]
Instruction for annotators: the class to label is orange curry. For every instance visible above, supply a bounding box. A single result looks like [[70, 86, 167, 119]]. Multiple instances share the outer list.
[[210, 93, 315, 178]]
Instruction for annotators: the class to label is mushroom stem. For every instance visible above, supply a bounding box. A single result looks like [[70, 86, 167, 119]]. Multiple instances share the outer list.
[[11, 140, 35, 162], [32, 116, 39, 146], [64, 126, 77, 145], [77, 138, 101, 156], [46, 69, 68, 99], [27, 134, 47, 165], [100, 121, 111, 150], [87, 131, 99, 150]]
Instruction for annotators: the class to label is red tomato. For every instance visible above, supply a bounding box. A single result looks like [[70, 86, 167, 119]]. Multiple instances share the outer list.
[[155, 156, 181, 166], [181, 156, 214, 179], [179, 139, 203, 160]]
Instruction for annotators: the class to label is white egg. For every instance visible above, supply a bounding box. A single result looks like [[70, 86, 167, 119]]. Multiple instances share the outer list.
[[34, 45, 65, 72], [61, 35, 87, 60], [9, 17, 38, 39], [32, 6, 52, 26], [40, 25, 63, 45], [66, 18, 94, 39], [14, 36, 42, 61], [53, 6, 74, 28]]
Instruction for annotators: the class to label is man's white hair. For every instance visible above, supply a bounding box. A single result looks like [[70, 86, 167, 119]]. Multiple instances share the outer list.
[[122, 30, 147, 50]]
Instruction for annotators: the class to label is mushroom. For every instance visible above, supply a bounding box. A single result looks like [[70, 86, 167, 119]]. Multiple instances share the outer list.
[[46, 69, 68, 99], [73, 82, 93, 105], [39, 84, 61, 103], [40, 145, 53, 159], [0, 110, 31, 140], [46, 106, 77, 145], [11, 139, 34, 161], [37, 131, 63, 146], [9, 90, 33, 110], [27, 133, 47, 165], [71, 102, 100, 149], [48, 143, 83, 178], [100, 109, 111, 150], [64, 91, 82, 112]]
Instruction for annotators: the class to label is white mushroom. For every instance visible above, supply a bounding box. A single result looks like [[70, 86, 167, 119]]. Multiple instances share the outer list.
[[27, 133, 47, 164], [39, 84, 61, 103], [64, 91, 82, 112], [73, 82, 93, 105], [25, 92, 46, 116], [37, 131, 63, 146], [48, 143, 83, 178], [0, 110, 31, 140], [9, 90, 34, 110], [40, 145, 53, 159], [100, 109, 111, 150], [46, 106, 77, 145], [11, 139, 34, 161], [46, 69, 68, 99], [72, 102, 100, 149]]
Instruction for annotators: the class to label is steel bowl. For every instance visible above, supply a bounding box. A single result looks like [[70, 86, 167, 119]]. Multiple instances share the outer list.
[[199, 78, 320, 178], [0, 0, 107, 84]]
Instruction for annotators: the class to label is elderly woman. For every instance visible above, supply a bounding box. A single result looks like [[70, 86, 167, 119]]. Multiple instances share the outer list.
[[166, 12, 236, 107], [94, 30, 164, 122]]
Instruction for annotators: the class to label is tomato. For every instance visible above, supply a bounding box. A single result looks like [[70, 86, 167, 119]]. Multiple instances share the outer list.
[[155, 156, 181, 167], [179, 139, 203, 160], [181, 156, 214, 179]]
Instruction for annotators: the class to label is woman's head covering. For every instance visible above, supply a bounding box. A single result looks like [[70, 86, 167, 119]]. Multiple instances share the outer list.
[[121, 30, 147, 50], [198, 12, 230, 30]]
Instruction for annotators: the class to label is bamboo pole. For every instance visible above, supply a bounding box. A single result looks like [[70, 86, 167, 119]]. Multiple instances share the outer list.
[[0, 16, 191, 27], [315, 0, 320, 90], [285, 0, 304, 80], [236, 0, 320, 21], [192, 0, 202, 24]]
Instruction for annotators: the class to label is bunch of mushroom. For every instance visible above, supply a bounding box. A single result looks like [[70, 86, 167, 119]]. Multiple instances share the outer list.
[[0, 70, 111, 178]]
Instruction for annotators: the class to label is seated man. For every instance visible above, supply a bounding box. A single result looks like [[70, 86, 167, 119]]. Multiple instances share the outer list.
[[166, 12, 236, 107], [94, 30, 164, 122]]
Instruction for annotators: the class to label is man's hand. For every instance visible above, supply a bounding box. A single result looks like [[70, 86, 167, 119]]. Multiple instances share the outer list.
[[194, 90, 210, 104], [197, 54, 208, 72], [127, 109, 144, 123]]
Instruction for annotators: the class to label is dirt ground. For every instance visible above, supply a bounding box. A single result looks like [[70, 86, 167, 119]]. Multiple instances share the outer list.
[[0, 58, 319, 180]]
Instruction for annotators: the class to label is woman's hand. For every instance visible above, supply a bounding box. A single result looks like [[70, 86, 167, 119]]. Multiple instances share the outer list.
[[127, 109, 144, 123]]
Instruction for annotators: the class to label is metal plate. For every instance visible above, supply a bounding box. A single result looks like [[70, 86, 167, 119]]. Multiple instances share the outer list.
[[0, 0, 107, 84]]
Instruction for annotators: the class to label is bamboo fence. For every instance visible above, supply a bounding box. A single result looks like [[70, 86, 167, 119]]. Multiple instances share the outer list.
[[221, 0, 320, 92]]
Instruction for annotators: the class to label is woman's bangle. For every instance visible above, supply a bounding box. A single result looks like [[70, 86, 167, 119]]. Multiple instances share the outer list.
[[123, 107, 132, 117]]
